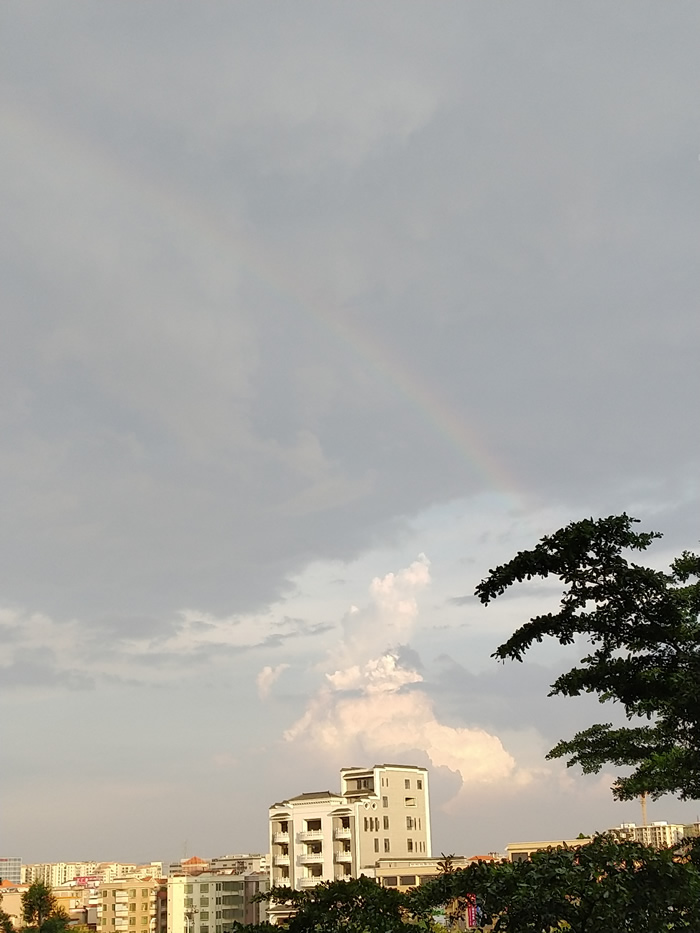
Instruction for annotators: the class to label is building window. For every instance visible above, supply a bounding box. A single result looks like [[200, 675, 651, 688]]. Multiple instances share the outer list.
[[140, 919, 147, 926], [200, 927, 209, 933], [383, 839, 390, 853], [404, 779, 410, 789], [129, 890, 136, 898], [382, 796, 388, 808], [185, 886, 193, 895], [200, 885, 209, 893], [374, 838, 379, 853], [407, 839, 413, 853], [130, 905, 136, 913], [417, 780, 422, 790], [142, 904, 148, 912], [383, 816, 389, 830], [364, 817, 368, 831], [406, 816, 413, 830], [141, 890, 148, 898], [129, 920, 136, 927], [200, 898, 209, 907], [418, 818, 422, 829], [400, 875, 416, 886], [405, 797, 416, 807], [184, 899, 193, 908], [200, 913, 209, 921], [382, 877, 397, 887]]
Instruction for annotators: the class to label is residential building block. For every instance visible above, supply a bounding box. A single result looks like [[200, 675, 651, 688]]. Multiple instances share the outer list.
[[269, 763, 431, 889]]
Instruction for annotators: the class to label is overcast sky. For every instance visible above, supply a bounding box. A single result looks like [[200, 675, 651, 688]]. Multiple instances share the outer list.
[[2, 2, 700, 865]]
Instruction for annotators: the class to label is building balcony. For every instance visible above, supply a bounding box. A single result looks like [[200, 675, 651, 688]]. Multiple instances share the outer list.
[[272, 832, 290, 844], [334, 853, 352, 864], [298, 853, 324, 864], [272, 877, 290, 888], [299, 878, 321, 888], [334, 828, 351, 840], [297, 830, 324, 842], [273, 855, 290, 866]]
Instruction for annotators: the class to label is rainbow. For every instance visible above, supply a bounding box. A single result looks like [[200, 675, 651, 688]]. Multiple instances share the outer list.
[[5, 90, 526, 505]]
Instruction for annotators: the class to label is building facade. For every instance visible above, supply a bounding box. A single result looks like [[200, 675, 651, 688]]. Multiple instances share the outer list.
[[505, 839, 586, 862], [96, 877, 165, 933], [612, 821, 687, 848], [0, 859, 22, 885], [269, 764, 431, 889], [167, 871, 268, 933]]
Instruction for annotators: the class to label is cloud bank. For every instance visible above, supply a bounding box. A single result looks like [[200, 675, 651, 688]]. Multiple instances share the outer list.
[[284, 556, 529, 796]]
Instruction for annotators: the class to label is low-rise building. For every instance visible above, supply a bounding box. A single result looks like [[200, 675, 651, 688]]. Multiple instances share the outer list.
[[375, 855, 499, 891], [505, 839, 588, 863]]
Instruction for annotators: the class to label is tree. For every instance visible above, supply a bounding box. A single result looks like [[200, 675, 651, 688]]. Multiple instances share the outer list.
[[409, 834, 700, 932], [232, 876, 431, 933], [474, 513, 700, 801], [21, 882, 70, 933], [0, 896, 14, 933]]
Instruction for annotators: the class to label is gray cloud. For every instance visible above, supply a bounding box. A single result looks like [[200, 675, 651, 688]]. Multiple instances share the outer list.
[[2, 0, 699, 859]]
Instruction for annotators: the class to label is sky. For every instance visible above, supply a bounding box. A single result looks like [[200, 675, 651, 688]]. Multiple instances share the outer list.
[[1, 2, 700, 865]]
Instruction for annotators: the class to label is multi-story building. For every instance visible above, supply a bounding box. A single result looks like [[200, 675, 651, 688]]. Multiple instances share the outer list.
[[0, 859, 22, 885], [269, 764, 431, 889], [167, 871, 268, 933], [612, 821, 687, 848], [96, 877, 165, 933], [209, 855, 267, 875], [23, 863, 98, 886]]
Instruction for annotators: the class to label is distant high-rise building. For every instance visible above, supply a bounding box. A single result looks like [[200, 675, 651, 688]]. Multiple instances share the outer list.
[[0, 858, 21, 885], [269, 763, 431, 890], [612, 821, 686, 848]]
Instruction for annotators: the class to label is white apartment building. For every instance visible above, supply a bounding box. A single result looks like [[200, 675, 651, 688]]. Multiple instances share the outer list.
[[269, 764, 431, 889], [613, 821, 687, 848], [23, 862, 99, 886]]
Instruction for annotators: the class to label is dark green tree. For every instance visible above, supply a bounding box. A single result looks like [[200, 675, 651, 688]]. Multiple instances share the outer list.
[[232, 876, 431, 933], [475, 513, 700, 801], [21, 882, 70, 933], [409, 834, 700, 932], [0, 895, 14, 933]]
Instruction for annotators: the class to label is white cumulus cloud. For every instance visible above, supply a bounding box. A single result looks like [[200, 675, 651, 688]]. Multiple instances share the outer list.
[[257, 663, 290, 699], [285, 556, 530, 798]]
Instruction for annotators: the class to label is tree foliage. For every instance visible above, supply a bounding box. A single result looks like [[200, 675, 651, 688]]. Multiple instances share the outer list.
[[475, 514, 700, 800], [234, 876, 428, 933], [0, 896, 14, 933], [233, 840, 700, 933], [411, 834, 700, 932], [21, 882, 70, 933]]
